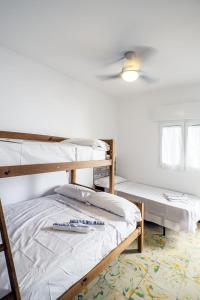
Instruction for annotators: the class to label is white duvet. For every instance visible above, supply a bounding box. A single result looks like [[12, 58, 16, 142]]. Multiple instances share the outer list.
[[0, 194, 137, 299]]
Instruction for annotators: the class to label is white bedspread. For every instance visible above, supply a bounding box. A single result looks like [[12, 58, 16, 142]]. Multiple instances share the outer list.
[[96, 180, 200, 233], [0, 140, 106, 166], [0, 194, 137, 299]]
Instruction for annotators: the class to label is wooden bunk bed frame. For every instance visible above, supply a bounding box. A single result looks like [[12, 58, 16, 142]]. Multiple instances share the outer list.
[[0, 131, 144, 300]]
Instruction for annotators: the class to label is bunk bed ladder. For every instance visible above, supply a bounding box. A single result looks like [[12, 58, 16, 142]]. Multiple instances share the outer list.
[[0, 200, 21, 300]]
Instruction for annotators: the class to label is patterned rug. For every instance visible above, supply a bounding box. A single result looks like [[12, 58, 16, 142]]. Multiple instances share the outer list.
[[76, 222, 200, 300]]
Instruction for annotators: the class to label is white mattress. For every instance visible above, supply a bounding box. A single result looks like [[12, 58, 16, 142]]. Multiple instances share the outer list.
[[0, 140, 106, 166], [0, 194, 137, 299], [96, 180, 200, 233]]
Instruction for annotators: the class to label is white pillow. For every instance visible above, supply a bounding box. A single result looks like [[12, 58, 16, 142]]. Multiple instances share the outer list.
[[61, 138, 110, 151], [87, 192, 141, 224], [95, 176, 127, 188], [55, 184, 95, 202]]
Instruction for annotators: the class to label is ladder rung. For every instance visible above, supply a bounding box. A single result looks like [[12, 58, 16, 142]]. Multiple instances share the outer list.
[[0, 243, 5, 252], [1, 291, 15, 300]]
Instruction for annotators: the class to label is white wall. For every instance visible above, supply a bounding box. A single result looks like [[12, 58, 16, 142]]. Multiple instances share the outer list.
[[2, 44, 200, 204], [0, 46, 117, 204], [117, 82, 200, 196]]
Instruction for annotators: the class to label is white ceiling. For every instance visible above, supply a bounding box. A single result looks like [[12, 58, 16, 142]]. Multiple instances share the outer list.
[[0, 0, 200, 99]]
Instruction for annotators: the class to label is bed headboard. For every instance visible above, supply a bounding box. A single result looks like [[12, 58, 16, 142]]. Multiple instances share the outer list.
[[93, 160, 116, 182], [0, 131, 116, 193], [93, 166, 110, 181]]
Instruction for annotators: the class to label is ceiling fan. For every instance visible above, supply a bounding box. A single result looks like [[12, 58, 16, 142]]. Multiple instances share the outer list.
[[98, 47, 156, 83]]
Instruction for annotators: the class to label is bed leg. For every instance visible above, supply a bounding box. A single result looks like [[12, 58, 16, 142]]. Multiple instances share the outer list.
[[138, 227, 144, 253], [122, 226, 144, 254], [163, 226, 166, 236], [137, 203, 144, 253]]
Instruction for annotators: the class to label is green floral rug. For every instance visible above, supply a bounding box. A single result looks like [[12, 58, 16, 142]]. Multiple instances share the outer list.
[[75, 222, 200, 300]]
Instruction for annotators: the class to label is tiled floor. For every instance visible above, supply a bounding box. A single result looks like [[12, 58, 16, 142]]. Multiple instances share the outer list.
[[76, 222, 200, 300]]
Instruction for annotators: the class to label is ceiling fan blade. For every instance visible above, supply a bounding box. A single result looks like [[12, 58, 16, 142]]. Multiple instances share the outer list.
[[97, 74, 121, 81], [102, 46, 156, 68], [101, 56, 125, 67], [139, 71, 157, 84], [134, 46, 157, 62]]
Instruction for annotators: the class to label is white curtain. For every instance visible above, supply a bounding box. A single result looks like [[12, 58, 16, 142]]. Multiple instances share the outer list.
[[161, 126, 183, 169], [186, 125, 200, 170]]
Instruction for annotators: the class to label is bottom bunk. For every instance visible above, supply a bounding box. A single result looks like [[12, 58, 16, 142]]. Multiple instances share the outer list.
[[0, 189, 143, 300]]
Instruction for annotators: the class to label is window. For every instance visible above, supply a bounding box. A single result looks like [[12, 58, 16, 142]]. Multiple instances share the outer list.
[[160, 121, 200, 171], [186, 123, 200, 170], [160, 123, 184, 169]]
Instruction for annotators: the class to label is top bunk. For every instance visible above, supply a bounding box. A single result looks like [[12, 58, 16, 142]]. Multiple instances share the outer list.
[[0, 131, 115, 186]]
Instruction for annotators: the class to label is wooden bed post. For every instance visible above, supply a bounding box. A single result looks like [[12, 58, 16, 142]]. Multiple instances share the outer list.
[[137, 202, 144, 252], [109, 139, 115, 194], [71, 169, 76, 184], [0, 200, 21, 300]]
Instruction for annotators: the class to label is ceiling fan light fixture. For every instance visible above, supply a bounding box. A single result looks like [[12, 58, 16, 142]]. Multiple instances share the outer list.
[[121, 70, 139, 82]]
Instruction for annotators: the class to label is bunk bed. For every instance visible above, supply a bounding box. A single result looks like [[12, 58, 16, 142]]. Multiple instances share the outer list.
[[0, 131, 144, 300]]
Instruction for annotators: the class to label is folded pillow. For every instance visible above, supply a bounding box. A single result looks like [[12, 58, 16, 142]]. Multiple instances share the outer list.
[[61, 138, 110, 151], [95, 176, 127, 188], [87, 192, 141, 224], [55, 184, 95, 202]]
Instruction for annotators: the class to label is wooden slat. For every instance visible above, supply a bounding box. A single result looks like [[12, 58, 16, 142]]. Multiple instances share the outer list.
[[0, 131, 65, 142], [0, 160, 112, 178], [0, 201, 21, 300], [0, 131, 114, 145], [57, 227, 141, 300]]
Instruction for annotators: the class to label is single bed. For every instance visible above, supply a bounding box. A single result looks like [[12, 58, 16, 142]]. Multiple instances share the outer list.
[[94, 176, 200, 233], [0, 193, 139, 300]]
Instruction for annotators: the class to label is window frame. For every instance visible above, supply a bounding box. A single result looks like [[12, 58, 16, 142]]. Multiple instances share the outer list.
[[185, 120, 200, 171], [159, 121, 185, 170]]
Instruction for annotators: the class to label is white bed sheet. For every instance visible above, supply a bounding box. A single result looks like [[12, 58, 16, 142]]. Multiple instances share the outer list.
[[76, 144, 106, 161], [0, 194, 136, 299], [0, 140, 106, 166], [96, 180, 200, 233]]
